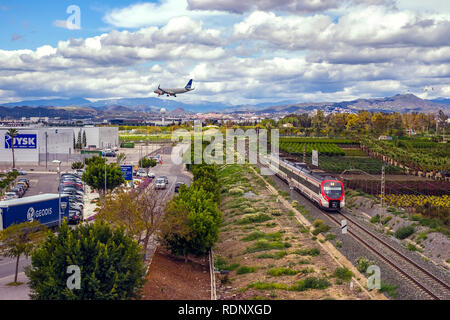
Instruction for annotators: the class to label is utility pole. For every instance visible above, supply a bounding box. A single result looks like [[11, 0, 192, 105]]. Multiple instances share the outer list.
[[303, 144, 306, 163], [381, 165, 385, 208], [104, 160, 107, 194], [45, 132, 48, 169]]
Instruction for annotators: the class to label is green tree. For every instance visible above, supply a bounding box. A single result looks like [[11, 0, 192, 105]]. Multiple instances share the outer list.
[[82, 130, 87, 148], [76, 130, 82, 149], [311, 110, 326, 136], [82, 160, 125, 193], [138, 157, 157, 173], [71, 161, 84, 170], [0, 221, 47, 284], [159, 186, 222, 257], [25, 221, 146, 300], [6, 128, 18, 169], [116, 152, 126, 165]]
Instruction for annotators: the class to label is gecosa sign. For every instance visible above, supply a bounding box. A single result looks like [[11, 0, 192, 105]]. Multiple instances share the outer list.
[[5, 134, 37, 149], [27, 206, 53, 222]]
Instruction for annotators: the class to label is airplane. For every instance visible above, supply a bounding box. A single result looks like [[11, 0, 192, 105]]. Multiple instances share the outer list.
[[154, 79, 194, 97]]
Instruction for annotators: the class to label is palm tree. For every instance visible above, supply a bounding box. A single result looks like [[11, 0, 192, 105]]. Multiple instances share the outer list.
[[6, 129, 18, 169]]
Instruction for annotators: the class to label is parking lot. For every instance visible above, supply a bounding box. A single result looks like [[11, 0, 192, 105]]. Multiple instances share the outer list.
[[0, 144, 191, 299]]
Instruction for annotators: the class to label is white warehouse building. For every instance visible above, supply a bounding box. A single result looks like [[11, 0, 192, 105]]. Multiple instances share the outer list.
[[0, 127, 118, 165]]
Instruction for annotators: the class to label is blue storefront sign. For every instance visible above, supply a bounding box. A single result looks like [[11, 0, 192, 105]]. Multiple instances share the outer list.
[[120, 165, 133, 181], [5, 134, 37, 149]]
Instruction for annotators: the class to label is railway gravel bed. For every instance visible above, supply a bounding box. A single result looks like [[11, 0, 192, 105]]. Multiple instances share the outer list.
[[266, 172, 450, 300]]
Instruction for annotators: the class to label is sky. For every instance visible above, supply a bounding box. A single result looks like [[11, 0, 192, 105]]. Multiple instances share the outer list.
[[1, 0, 450, 106]]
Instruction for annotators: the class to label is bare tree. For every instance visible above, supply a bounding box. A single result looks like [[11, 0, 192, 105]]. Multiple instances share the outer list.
[[98, 185, 166, 260]]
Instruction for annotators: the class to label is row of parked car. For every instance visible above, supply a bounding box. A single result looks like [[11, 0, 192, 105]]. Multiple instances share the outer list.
[[4, 177, 30, 200], [58, 172, 85, 225]]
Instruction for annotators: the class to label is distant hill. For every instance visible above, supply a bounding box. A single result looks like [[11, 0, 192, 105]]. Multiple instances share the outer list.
[[258, 94, 449, 114], [430, 98, 450, 106], [0, 94, 448, 119]]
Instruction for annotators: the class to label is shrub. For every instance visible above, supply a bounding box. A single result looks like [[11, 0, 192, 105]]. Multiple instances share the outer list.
[[382, 216, 392, 225], [312, 220, 331, 235], [244, 241, 291, 253], [268, 268, 299, 276], [370, 214, 381, 223], [290, 277, 330, 291], [395, 225, 415, 239], [355, 257, 372, 273], [229, 187, 244, 195], [334, 267, 353, 282]]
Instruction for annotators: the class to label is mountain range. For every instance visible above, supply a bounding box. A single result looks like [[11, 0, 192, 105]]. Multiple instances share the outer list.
[[0, 94, 448, 120]]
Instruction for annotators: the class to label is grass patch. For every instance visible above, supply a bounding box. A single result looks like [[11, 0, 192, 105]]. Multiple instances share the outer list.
[[6, 281, 23, 286], [290, 277, 330, 291], [244, 240, 292, 253], [312, 219, 331, 235], [292, 248, 320, 257], [242, 231, 283, 242], [214, 255, 240, 271], [236, 213, 272, 225], [370, 214, 381, 223], [246, 277, 330, 292], [236, 266, 257, 275], [406, 243, 421, 252], [379, 281, 398, 298], [325, 233, 336, 241], [257, 250, 288, 260]]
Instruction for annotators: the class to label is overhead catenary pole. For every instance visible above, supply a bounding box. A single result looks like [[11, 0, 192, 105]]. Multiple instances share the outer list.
[[381, 165, 385, 209]]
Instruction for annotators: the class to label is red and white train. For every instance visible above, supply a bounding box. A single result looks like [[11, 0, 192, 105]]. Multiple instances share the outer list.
[[265, 156, 345, 211]]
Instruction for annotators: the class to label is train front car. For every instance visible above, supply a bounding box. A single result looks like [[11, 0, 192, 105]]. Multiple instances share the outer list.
[[320, 180, 345, 211]]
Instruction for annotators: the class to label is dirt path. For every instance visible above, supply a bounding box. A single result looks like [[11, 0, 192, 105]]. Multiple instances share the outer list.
[[142, 247, 211, 300]]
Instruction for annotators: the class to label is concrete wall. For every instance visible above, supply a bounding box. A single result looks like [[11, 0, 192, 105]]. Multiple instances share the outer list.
[[72, 127, 118, 149]]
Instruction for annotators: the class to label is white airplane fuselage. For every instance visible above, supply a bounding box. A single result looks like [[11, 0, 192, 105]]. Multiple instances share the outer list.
[[154, 79, 194, 97]]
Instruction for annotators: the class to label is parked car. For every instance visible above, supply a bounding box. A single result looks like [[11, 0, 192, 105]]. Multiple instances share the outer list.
[[3, 192, 18, 200], [68, 210, 82, 225], [147, 172, 156, 179], [136, 169, 147, 177], [16, 181, 28, 191], [17, 178, 30, 187], [60, 181, 84, 191], [174, 182, 186, 193], [159, 176, 169, 184], [155, 178, 166, 190], [10, 187, 24, 198], [104, 151, 116, 157], [61, 188, 84, 197]]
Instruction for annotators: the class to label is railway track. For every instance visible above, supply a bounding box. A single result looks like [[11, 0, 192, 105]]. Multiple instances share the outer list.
[[260, 162, 450, 300], [327, 211, 450, 300]]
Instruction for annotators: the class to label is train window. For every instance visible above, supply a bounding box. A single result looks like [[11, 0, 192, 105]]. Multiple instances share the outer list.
[[322, 181, 343, 199]]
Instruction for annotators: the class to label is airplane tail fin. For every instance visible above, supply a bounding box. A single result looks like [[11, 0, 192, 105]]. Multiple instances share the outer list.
[[185, 79, 193, 89]]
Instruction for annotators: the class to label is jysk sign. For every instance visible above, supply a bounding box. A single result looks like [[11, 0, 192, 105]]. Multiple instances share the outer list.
[[120, 165, 133, 181], [5, 134, 37, 149]]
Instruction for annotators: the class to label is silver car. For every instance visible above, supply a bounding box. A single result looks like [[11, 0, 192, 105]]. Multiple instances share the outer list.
[[155, 178, 166, 190]]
